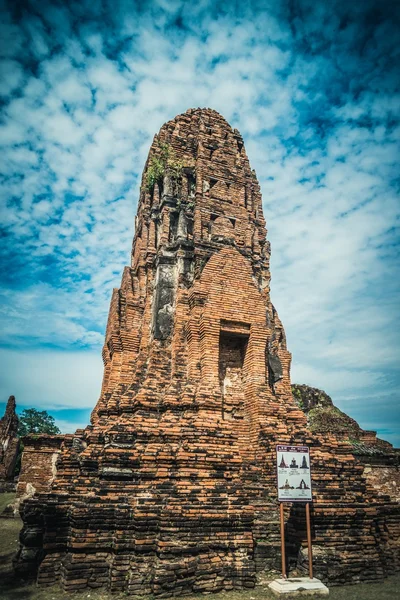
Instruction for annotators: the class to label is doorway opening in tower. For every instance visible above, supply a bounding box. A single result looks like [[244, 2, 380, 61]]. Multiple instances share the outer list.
[[219, 331, 248, 421]]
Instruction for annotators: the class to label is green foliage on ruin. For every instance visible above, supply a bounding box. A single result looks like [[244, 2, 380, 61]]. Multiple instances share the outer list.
[[146, 154, 165, 190], [176, 198, 195, 212], [307, 405, 361, 437], [292, 386, 304, 409], [146, 141, 183, 191]]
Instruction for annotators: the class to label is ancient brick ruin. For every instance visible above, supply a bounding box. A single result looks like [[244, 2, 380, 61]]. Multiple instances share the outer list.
[[16, 108, 400, 593], [0, 396, 19, 490], [16, 434, 64, 500], [291, 384, 396, 453]]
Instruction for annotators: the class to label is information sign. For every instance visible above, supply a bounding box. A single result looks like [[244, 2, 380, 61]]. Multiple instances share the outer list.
[[276, 445, 312, 502]]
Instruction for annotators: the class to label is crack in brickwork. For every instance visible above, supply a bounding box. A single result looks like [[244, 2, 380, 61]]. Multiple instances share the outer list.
[[15, 108, 400, 593]]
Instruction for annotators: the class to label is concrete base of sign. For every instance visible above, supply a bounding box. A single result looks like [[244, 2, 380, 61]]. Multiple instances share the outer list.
[[268, 577, 329, 596]]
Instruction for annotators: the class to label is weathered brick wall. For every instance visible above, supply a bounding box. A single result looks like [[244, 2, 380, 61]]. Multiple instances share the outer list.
[[16, 434, 64, 500], [363, 465, 400, 503], [15, 108, 400, 594]]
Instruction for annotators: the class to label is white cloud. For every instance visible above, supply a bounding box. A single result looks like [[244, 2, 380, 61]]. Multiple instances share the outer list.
[[0, 0, 399, 446]]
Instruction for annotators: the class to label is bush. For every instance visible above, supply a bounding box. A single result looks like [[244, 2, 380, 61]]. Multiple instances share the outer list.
[[146, 142, 182, 191]]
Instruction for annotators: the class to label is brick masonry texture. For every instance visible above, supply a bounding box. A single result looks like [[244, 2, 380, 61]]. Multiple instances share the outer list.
[[16, 434, 65, 496], [15, 108, 400, 593]]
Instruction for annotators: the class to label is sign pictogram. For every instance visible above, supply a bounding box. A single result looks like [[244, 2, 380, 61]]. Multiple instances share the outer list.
[[276, 445, 312, 502]]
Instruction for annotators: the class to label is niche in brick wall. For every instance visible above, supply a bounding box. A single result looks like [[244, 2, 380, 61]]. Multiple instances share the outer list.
[[219, 331, 248, 421], [169, 211, 179, 242], [211, 216, 235, 241]]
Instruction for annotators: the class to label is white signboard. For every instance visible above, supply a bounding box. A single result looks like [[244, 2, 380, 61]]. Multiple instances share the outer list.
[[276, 445, 312, 502]]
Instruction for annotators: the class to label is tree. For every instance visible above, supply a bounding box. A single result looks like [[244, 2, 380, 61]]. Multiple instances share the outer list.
[[18, 408, 61, 437]]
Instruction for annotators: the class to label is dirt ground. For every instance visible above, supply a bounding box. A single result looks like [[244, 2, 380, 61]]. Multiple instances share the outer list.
[[1, 495, 399, 600]]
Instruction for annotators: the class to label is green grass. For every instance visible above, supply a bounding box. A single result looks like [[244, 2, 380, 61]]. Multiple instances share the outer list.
[[0, 506, 399, 599], [0, 492, 15, 515], [0, 513, 21, 595]]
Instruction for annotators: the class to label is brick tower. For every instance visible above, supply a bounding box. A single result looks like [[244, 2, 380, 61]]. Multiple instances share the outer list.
[[17, 109, 400, 593]]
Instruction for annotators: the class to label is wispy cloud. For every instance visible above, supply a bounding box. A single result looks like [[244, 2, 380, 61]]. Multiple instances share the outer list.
[[0, 0, 399, 444]]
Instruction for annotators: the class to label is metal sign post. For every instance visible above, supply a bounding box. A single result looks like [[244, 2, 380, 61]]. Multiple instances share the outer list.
[[305, 502, 313, 579], [279, 502, 287, 578], [269, 445, 329, 596], [276, 445, 313, 579]]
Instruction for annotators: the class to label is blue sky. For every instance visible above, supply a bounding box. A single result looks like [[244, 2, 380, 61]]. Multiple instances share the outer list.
[[0, 0, 399, 445]]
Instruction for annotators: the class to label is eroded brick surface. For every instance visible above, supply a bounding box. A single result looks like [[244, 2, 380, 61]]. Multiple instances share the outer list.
[[17, 434, 65, 497], [15, 108, 400, 592]]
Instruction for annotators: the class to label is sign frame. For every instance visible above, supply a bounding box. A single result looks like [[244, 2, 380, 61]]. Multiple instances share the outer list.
[[276, 444, 313, 503]]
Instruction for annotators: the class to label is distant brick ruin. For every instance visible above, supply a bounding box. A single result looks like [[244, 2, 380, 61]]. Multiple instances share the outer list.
[[16, 108, 400, 593], [0, 396, 19, 490], [291, 384, 396, 453]]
